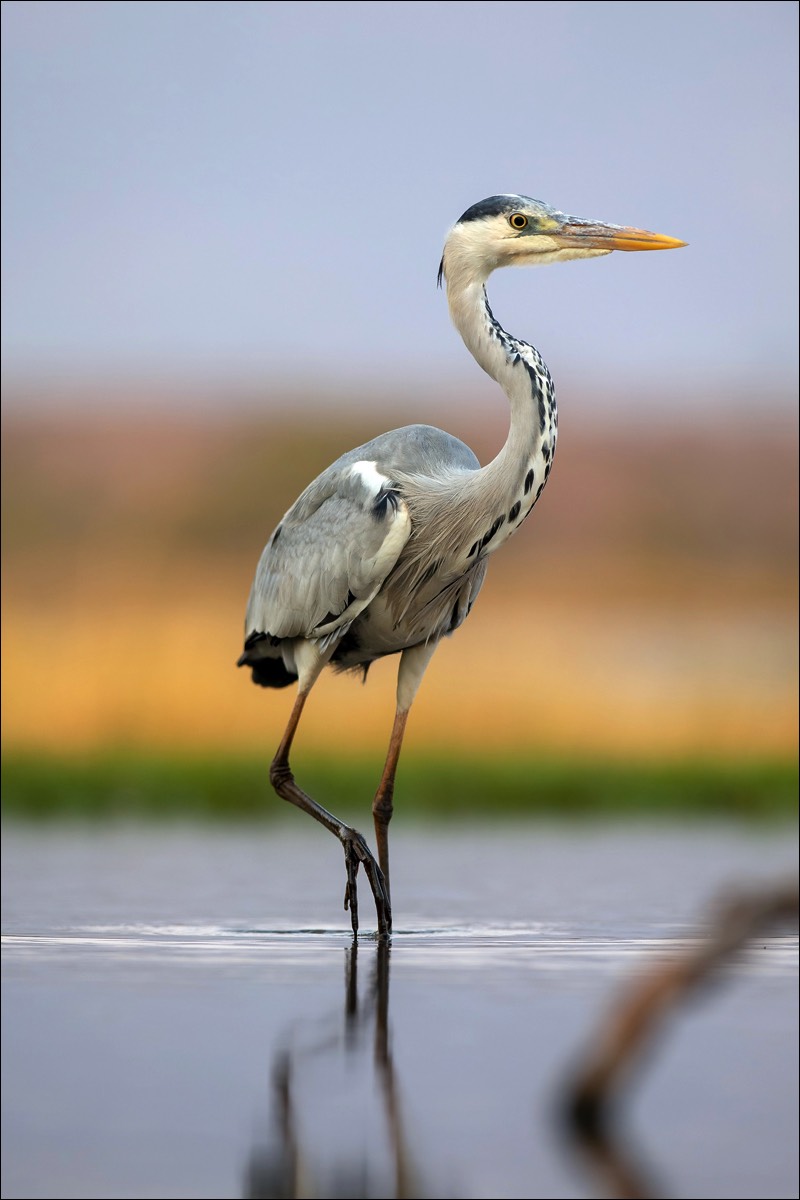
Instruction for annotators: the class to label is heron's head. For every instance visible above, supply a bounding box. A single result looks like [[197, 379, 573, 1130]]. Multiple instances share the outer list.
[[438, 194, 686, 289]]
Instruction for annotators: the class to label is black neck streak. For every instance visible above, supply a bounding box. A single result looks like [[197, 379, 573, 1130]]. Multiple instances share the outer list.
[[481, 287, 557, 444]]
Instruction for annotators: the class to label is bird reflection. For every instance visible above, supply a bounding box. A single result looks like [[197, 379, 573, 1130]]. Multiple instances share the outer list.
[[243, 880, 796, 1200], [244, 940, 424, 1200], [560, 879, 799, 1200]]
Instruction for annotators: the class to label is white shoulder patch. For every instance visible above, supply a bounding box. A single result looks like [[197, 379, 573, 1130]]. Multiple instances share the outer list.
[[350, 459, 389, 496]]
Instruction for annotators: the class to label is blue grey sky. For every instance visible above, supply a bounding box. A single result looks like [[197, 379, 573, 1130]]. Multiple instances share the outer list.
[[2, 1, 798, 413]]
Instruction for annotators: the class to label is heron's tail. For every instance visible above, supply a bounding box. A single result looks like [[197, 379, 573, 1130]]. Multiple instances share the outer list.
[[237, 632, 297, 689]]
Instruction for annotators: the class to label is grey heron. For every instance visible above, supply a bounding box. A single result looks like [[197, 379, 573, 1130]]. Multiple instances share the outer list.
[[238, 194, 685, 936]]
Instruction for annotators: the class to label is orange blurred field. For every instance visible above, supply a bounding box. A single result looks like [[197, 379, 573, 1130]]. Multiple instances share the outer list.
[[2, 397, 797, 761]]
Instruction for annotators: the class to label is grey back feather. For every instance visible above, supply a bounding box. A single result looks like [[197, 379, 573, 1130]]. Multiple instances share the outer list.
[[244, 424, 483, 655]]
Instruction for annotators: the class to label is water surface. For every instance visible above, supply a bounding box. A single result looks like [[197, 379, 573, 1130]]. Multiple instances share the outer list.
[[2, 821, 797, 1199]]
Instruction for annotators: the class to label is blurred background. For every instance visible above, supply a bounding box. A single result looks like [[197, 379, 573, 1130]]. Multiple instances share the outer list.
[[4, 14, 797, 1197], [2, 0, 797, 813]]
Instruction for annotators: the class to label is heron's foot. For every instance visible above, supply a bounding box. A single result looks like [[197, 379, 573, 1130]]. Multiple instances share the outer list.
[[340, 827, 392, 938]]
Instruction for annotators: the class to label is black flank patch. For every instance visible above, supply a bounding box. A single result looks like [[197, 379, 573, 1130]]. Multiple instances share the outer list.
[[524, 468, 535, 494], [468, 541, 479, 558], [509, 501, 521, 521], [247, 657, 296, 689], [331, 626, 362, 665]]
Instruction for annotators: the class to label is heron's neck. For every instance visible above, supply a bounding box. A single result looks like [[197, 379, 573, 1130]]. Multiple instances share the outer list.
[[447, 277, 557, 540]]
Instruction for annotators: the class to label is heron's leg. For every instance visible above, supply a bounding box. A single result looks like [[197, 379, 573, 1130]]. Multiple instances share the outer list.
[[371, 710, 408, 905], [269, 640, 391, 938], [372, 640, 439, 902]]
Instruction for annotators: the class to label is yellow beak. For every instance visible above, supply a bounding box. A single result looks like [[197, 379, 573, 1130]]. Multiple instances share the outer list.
[[555, 221, 687, 252]]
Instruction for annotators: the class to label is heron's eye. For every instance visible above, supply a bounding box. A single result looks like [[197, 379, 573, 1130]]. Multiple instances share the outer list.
[[509, 213, 528, 230]]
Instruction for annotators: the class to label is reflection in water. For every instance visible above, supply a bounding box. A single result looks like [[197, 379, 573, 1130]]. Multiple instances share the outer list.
[[244, 941, 427, 1200], [561, 879, 799, 1200], [561, 1097, 658, 1200], [2, 825, 796, 1200], [241, 881, 797, 1200]]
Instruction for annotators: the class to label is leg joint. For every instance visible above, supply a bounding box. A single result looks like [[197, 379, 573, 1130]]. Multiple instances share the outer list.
[[269, 757, 294, 791], [372, 789, 394, 827]]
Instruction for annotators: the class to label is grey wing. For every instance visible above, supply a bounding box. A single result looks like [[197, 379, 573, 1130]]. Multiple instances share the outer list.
[[243, 459, 411, 650]]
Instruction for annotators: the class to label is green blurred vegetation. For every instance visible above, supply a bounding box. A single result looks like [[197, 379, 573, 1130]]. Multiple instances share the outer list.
[[2, 752, 796, 822]]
